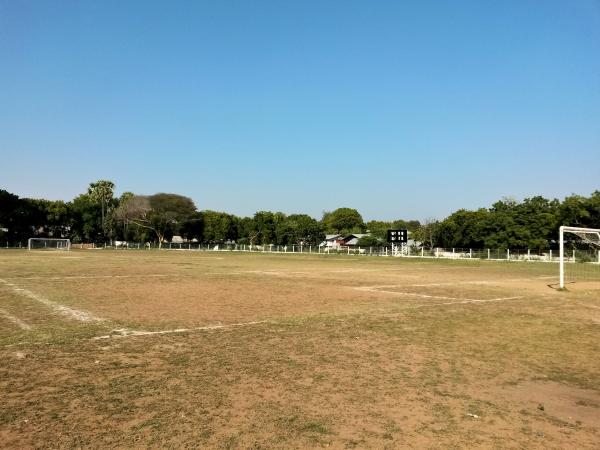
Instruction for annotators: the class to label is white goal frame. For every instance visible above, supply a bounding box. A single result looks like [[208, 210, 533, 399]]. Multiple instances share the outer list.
[[28, 238, 71, 251], [559, 226, 600, 288]]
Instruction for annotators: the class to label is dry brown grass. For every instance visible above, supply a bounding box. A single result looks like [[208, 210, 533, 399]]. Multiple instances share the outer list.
[[1, 249, 599, 448]]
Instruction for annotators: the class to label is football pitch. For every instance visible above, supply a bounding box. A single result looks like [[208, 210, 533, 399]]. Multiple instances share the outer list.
[[1, 250, 599, 448]]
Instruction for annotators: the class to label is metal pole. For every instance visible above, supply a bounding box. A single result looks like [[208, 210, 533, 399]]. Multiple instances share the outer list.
[[559, 226, 565, 289]]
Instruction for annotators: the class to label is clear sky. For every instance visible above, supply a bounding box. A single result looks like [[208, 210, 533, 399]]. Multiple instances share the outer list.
[[1, 1, 599, 221]]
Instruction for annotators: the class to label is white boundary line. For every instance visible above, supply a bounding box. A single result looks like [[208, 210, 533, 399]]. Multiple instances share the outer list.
[[363, 277, 557, 289], [0, 308, 31, 330], [0, 278, 105, 323], [91, 292, 526, 341], [93, 320, 267, 340], [354, 286, 523, 303], [2, 274, 170, 281], [410, 296, 524, 309]]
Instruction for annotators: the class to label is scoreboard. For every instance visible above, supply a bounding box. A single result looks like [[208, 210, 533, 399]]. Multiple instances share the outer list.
[[387, 229, 408, 244]]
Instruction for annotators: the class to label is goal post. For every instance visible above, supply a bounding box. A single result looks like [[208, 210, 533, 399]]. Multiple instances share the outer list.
[[559, 226, 600, 289], [28, 238, 71, 251]]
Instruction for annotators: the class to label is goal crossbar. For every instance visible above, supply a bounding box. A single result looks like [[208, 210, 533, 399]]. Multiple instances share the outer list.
[[559, 226, 600, 288]]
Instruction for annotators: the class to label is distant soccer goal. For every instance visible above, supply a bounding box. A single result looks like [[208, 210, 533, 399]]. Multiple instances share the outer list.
[[28, 238, 71, 251], [559, 226, 600, 289]]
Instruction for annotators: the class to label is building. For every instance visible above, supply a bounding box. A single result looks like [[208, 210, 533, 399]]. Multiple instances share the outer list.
[[320, 233, 371, 248], [320, 234, 344, 249], [342, 234, 370, 247]]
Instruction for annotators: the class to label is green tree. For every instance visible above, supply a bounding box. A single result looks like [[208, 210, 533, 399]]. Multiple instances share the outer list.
[[365, 220, 391, 241], [412, 218, 440, 249], [252, 211, 285, 244], [87, 180, 116, 239], [391, 219, 421, 232], [180, 211, 204, 242], [114, 193, 196, 248], [558, 194, 592, 228], [584, 191, 600, 229], [70, 194, 102, 242], [276, 214, 323, 245], [356, 235, 382, 247], [436, 208, 490, 248], [0, 190, 35, 242], [113, 192, 135, 240], [322, 208, 365, 234], [512, 196, 559, 248], [200, 211, 238, 243]]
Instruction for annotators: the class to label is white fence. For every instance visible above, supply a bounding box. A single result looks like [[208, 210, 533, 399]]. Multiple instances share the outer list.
[[4, 241, 597, 264], [0, 241, 600, 264]]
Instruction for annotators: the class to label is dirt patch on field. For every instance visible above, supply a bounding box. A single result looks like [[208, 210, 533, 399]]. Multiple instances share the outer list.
[[489, 380, 600, 426]]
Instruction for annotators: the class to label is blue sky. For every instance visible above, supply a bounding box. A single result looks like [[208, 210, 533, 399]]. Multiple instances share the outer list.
[[1, 0, 599, 221]]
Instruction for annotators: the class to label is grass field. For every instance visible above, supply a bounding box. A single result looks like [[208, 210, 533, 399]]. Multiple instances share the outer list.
[[1, 250, 599, 448]]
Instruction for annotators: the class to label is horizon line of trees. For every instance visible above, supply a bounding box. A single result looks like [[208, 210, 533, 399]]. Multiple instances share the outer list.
[[1, 181, 599, 249]]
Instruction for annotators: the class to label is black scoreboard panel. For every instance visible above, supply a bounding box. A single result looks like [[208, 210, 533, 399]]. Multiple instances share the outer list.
[[387, 229, 408, 243]]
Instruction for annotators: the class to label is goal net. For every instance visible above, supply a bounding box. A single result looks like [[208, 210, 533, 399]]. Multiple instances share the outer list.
[[559, 226, 600, 288], [28, 238, 71, 251]]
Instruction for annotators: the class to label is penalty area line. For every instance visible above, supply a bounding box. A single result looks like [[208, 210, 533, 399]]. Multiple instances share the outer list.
[[410, 296, 524, 309], [92, 320, 268, 340], [0, 278, 105, 323], [354, 286, 524, 304], [355, 286, 478, 301], [0, 308, 32, 330], [2, 274, 171, 281]]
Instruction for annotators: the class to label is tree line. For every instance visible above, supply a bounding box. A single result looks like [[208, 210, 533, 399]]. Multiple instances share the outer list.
[[414, 194, 600, 249], [1, 180, 599, 249], [0, 181, 415, 248]]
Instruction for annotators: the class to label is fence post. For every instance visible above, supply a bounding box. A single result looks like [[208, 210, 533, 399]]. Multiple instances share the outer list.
[[487, 249, 490, 260], [573, 249, 576, 262], [452, 248, 455, 258], [507, 249, 510, 260], [549, 249, 552, 261], [527, 249, 530, 261], [469, 248, 472, 258]]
